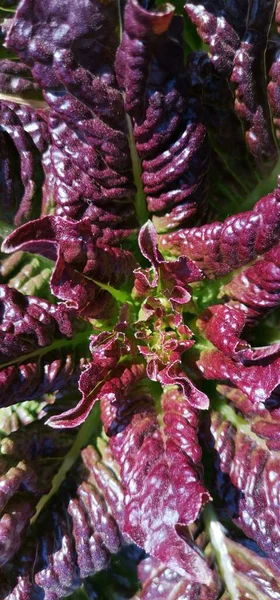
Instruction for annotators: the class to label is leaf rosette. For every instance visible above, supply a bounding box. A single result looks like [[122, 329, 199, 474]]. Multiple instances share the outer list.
[[0, 0, 280, 598]]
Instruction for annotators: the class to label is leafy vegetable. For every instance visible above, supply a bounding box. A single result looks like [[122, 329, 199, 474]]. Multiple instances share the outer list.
[[0, 0, 280, 598]]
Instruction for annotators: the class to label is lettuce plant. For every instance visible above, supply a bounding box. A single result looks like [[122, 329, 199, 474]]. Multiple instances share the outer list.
[[0, 0, 280, 598]]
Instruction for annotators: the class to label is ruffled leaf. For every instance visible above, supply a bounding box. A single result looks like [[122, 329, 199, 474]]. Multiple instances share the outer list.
[[206, 394, 280, 568], [222, 242, 280, 322], [159, 187, 280, 277], [132, 222, 209, 409], [224, 537, 280, 599], [186, 0, 278, 170], [2, 215, 137, 318], [197, 302, 280, 404], [84, 547, 220, 600], [230, 0, 278, 170], [0, 101, 49, 225], [0, 441, 124, 599], [268, 46, 280, 140], [134, 220, 202, 303], [0, 413, 76, 567], [116, 0, 209, 231], [0, 284, 87, 406], [185, 1, 246, 76], [47, 327, 133, 428], [5, 0, 137, 226], [101, 379, 212, 582], [0, 59, 40, 98]]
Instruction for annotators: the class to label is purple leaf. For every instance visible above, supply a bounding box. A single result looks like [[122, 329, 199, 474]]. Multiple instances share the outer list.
[[229, 1, 278, 170], [132, 554, 219, 600], [185, 51, 256, 182], [0, 101, 49, 225], [0, 418, 75, 568], [0, 284, 83, 406], [134, 221, 202, 303], [268, 48, 280, 141], [47, 328, 133, 428], [101, 382, 211, 581], [159, 187, 280, 277], [0, 284, 75, 362], [185, 2, 243, 76], [222, 242, 280, 322], [231, 37, 278, 171], [0, 442, 124, 599], [198, 346, 280, 405], [225, 537, 280, 600], [186, 1, 278, 170], [5, 0, 137, 226], [2, 215, 137, 317], [208, 402, 280, 568], [132, 223, 208, 409], [116, 0, 209, 231], [197, 304, 252, 360], [0, 59, 40, 97]]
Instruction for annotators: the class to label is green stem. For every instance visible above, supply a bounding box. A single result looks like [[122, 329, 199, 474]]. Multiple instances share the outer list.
[[117, 0, 148, 227], [0, 92, 48, 109], [0, 329, 90, 370], [30, 403, 100, 524], [203, 503, 240, 600], [126, 113, 149, 226], [87, 276, 130, 303], [213, 397, 269, 450]]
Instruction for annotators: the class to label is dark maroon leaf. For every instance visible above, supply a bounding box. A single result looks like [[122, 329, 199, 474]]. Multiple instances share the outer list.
[[198, 344, 280, 405], [47, 327, 133, 428], [225, 537, 280, 600], [133, 221, 202, 303], [5, 0, 137, 226], [116, 0, 209, 231], [101, 380, 211, 581], [0, 59, 40, 97], [159, 187, 280, 277], [0, 443, 123, 600], [197, 304, 252, 360], [185, 1, 244, 76], [131, 554, 219, 600], [0, 284, 84, 406], [222, 242, 280, 322], [207, 399, 280, 568], [0, 101, 49, 225], [2, 215, 137, 318], [267, 48, 280, 140], [0, 417, 75, 567], [185, 51, 257, 198]]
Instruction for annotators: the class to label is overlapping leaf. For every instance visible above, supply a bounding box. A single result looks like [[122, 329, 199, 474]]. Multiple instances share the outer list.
[[159, 187, 280, 277], [3, 0, 137, 226], [0, 0, 280, 598], [2, 215, 137, 318], [222, 241, 280, 322], [101, 379, 211, 581], [205, 389, 280, 569], [0, 440, 124, 599], [186, 0, 278, 171], [116, 0, 210, 231], [0, 101, 49, 225], [0, 409, 76, 568], [197, 302, 280, 404], [0, 284, 86, 405]]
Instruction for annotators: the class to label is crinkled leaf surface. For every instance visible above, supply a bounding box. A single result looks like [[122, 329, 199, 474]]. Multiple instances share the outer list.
[[0, 0, 280, 598]]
